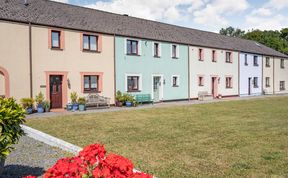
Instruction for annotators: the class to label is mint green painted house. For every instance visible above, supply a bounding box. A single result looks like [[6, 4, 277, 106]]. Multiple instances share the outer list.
[[115, 36, 189, 102]]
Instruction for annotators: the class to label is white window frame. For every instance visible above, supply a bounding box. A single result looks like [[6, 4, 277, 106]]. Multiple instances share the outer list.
[[171, 44, 179, 58], [152, 42, 162, 57], [171, 75, 180, 87], [125, 74, 142, 92], [124, 38, 142, 55]]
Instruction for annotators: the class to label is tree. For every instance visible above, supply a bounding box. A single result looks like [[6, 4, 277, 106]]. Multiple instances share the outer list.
[[219, 26, 245, 38]]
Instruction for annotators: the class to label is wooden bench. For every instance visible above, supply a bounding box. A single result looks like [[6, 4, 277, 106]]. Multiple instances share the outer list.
[[198, 91, 213, 101], [135, 94, 153, 104], [85, 93, 110, 109]]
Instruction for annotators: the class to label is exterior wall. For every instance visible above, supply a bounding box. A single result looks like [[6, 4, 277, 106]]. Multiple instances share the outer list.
[[32, 26, 115, 106], [115, 37, 189, 101], [189, 46, 239, 98], [263, 56, 274, 94], [0, 21, 30, 100], [0, 74, 4, 96], [239, 53, 263, 96], [274, 57, 288, 94]]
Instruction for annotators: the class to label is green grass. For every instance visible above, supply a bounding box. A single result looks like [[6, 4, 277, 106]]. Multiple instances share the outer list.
[[26, 97, 288, 178]]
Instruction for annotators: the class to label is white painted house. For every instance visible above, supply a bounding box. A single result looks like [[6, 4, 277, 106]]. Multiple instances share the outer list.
[[239, 53, 263, 96]]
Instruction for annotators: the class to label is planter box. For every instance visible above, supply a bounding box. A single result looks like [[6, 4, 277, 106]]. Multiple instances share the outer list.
[[0, 158, 5, 176], [79, 104, 86, 111]]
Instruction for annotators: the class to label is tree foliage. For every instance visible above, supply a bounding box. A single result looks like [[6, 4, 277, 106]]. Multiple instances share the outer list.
[[219, 27, 288, 55]]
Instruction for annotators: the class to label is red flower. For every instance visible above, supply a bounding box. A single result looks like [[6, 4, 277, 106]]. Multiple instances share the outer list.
[[23, 176, 37, 178], [79, 144, 106, 165]]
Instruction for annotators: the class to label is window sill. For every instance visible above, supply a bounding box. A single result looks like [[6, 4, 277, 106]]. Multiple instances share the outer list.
[[82, 49, 101, 53], [126, 53, 140, 56], [172, 57, 179, 59], [51, 47, 63, 51], [254, 65, 259, 67], [226, 61, 233, 64], [281, 67, 285, 69], [154, 55, 161, 58], [212, 61, 217, 63], [266, 85, 271, 88], [226, 87, 233, 89], [127, 90, 141, 93], [254, 86, 259, 88], [266, 65, 270, 68], [198, 59, 204, 61], [172, 85, 179, 87], [199, 85, 204, 87], [83, 91, 101, 94], [245, 64, 248, 66]]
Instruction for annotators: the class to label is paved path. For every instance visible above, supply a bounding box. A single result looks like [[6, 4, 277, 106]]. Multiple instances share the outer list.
[[26, 94, 288, 119], [2, 136, 69, 178]]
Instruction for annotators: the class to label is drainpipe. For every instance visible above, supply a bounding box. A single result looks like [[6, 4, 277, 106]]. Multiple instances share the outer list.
[[273, 56, 275, 94], [29, 22, 33, 98], [238, 51, 240, 97], [113, 34, 116, 104], [187, 45, 190, 101], [262, 55, 264, 95]]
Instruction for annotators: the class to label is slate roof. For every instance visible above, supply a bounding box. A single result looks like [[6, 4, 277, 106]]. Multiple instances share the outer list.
[[0, 0, 287, 58]]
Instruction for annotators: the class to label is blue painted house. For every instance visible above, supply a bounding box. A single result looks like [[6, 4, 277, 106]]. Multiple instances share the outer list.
[[115, 37, 189, 102]]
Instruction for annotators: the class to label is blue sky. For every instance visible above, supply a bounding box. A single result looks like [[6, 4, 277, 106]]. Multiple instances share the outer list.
[[54, 0, 288, 33]]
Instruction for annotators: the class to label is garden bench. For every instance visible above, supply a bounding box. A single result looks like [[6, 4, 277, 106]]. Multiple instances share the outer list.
[[135, 94, 153, 104], [198, 91, 213, 101], [85, 93, 110, 109]]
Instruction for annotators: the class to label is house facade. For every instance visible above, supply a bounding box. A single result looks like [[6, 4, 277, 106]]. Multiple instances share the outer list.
[[0, 20, 115, 108], [274, 57, 288, 94], [239, 53, 263, 96], [189, 46, 239, 99], [115, 37, 189, 101], [263, 55, 274, 95]]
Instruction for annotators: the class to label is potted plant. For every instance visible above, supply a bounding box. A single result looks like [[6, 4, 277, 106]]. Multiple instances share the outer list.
[[20, 98, 34, 114], [43, 100, 50, 112], [123, 93, 135, 107], [0, 98, 26, 175], [115, 91, 124, 107], [70, 92, 78, 111], [78, 97, 86, 111], [35, 92, 45, 113]]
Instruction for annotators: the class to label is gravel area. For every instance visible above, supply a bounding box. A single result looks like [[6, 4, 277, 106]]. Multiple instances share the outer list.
[[2, 136, 70, 178]]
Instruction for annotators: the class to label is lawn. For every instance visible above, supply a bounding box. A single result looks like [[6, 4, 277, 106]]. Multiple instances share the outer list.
[[26, 97, 288, 178]]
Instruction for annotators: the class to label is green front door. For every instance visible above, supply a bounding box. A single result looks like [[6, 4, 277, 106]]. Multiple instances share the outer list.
[[153, 76, 161, 102]]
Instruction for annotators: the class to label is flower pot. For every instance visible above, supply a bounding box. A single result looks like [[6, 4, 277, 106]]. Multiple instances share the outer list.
[[45, 107, 50, 112], [66, 104, 73, 111], [37, 106, 44, 113], [0, 158, 5, 176], [26, 107, 33, 114], [72, 104, 79, 111], [125, 101, 132, 107], [115, 101, 123, 107], [79, 104, 86, 111]]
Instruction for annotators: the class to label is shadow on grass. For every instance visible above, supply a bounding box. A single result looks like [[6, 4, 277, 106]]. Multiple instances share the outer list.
[[2, 165, 44, 178]]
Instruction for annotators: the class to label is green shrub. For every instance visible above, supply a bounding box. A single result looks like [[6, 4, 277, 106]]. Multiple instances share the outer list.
[[0, 98, 26, 159], [43, 100, 50, 109], [116, 91, 124, 103], [78, 97, 86, 105], [35, 92, 45, 106], [20, 98, 34, 109], [122, 93, 136, 103], [70, 92, 78, 104]]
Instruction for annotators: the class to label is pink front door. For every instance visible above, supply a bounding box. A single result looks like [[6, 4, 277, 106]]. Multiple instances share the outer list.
[[212, 77, 218, 98]]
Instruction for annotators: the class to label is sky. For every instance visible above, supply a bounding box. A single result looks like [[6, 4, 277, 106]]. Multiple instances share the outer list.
[[52, 0, 288, 33]]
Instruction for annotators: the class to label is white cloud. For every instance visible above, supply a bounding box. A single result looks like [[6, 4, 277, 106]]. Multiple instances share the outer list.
[[51, 0, 69, 3], [244, 0, 288, 31], [192, 0, 249, 29]]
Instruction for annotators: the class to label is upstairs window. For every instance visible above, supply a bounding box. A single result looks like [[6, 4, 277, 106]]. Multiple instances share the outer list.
[[84, 75, 99, 92], [212, 50, 216, 62], [266, 57, 270, 67], [226, 52, 232, 63], [254, 56, 259, 66], [226, 77, 233, 88], [172, 75, 179, 87], [172, 44, 178, 58], [244, 54, 248, 66], [280, 81, 285, 91], [198, 76, 204, 86], [127, 40, 139, 55], [83, 34, 98, 51], [51, 31, 61, 48], [265, 77, 270, 87], [199, 49, 204, 61], [281, 59, 285, 68], [154, 43, 160, 57], [127, 76, 140, 92], [253, 77, 259, 88]]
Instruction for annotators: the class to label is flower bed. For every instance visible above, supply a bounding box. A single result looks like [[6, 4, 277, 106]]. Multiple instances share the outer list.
[[24, 143, 152, 178]]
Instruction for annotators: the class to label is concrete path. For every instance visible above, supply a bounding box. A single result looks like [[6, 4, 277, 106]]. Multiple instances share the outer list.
[[2, 136, 69, 178], [26, 94, 288, 119]]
